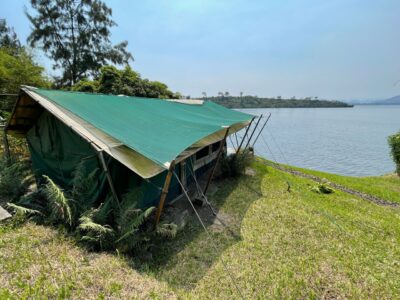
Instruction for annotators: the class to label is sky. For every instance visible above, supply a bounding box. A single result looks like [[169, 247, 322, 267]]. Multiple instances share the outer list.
[[1, 0, 400, 100]]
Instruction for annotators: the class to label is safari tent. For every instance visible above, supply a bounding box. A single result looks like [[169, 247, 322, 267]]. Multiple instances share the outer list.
[[4, 86, 252, 218]]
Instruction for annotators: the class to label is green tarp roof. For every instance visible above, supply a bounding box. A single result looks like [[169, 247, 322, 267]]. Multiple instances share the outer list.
[[31, 88, 252, 167]]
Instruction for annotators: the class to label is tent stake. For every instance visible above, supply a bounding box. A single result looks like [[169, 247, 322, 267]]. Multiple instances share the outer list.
[[244, 114, 263, 150], [203, 127, 230, 196], [155, 160, 176, 226], [98, 150, 120, 206], [236, 116, 255, 154]]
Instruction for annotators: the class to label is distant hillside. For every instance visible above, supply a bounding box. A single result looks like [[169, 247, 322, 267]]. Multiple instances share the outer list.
[[345, 95, 400, 105], [374, 95, 400, 105], [207, 96, 353, 108]]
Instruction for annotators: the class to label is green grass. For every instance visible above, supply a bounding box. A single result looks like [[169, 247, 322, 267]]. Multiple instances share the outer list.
[[273, 160, 400, 204], [1, 160, 400, 298]]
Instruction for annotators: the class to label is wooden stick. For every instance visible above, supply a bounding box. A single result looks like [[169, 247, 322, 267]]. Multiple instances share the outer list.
[[244, 114, 263, 150], [98, 150, 120, 207], [3, 129, 10, 160], [203, 127, 230, 196], [236, 117, 255, 154], [155, 160, 176, 226], [252, 113, 272, 147], [234, 132, 239, 148]]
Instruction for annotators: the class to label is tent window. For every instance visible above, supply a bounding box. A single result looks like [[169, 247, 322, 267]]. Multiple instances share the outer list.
[[211, 141, 221, 153], [196, 146, 210, 160]]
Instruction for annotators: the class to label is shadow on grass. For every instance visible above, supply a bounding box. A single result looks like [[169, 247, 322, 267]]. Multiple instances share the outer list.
[[130, 169, 265, 292]]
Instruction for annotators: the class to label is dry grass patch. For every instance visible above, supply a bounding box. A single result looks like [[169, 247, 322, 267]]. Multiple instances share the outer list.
[[0, 223, 176, 299]]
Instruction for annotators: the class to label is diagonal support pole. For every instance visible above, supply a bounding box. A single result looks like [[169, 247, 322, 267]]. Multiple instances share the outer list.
[[244, 114, 263, 150], [155, 160, 176, 226], [3, 129, 10, 160], [236, 117, 255, 154], [203, 127, 230, 196], [252, 113, 272, 147], [98, 150, 120, 207]]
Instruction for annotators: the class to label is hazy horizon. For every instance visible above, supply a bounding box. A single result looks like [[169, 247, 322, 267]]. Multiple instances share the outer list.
[[1, 0, 400, 100]]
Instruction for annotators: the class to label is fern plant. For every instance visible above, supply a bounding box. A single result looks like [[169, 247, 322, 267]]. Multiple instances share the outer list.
[[3, 158, 178, 255], [42, 175, 72, 226], [78, 208, 116, 250], [70, 161, 100, 224], [6, 202, 42, 217]]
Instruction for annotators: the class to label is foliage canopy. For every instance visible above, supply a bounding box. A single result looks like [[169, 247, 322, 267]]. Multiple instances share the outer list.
[[26, 0, 133, 86], [0, 20, 49, 117], [72, 66, 176, 99]]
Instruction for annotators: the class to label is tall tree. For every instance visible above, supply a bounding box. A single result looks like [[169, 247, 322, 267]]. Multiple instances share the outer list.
[[0, 19, 21, 53], [26, 0, 133, 86], [0, 19, 49, 114]]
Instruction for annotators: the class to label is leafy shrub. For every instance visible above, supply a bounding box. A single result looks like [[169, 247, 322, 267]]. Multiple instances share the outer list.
[[0, 158, 31, 201], [388, 131, 400, 176], [220, 150, 253, 178], [311, 181, 335, 194]]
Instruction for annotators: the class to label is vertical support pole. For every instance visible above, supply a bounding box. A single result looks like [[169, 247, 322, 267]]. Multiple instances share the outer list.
[[98, 150, 120, 206], [244, 114, 263, 150], [155, 160, 176, 226], [203, 127, 230, 196], [236, 117, 255, 154], [3, 129, 10, 160]]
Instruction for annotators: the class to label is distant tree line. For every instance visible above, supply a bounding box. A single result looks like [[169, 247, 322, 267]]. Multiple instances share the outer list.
[[206, 95, 352, 108]]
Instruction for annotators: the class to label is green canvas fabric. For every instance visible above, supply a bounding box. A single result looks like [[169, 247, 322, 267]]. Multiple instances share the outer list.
[[26, 111, 107, 202], [31, 88, 252, 167], [26, 110, 183, 208]]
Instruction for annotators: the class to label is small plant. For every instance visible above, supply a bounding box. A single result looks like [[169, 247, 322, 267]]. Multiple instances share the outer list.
[[42, 175, 73, 226], [388, 131, 400, 176], [311, 181, 335, 194], [220, 149, 253, 178]]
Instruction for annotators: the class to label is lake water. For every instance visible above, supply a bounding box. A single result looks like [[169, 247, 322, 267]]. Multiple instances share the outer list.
[[235, 106, 400, 177]]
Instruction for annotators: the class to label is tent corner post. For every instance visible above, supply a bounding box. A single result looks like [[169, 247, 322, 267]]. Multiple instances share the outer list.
[[97, 150, 120, 207], [203, 127, 230, 196], [155, 160, 176, 227]]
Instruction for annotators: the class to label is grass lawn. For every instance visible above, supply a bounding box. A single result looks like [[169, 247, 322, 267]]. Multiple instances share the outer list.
[[1, 160, 400, 298], [269, 160, 400, 204]]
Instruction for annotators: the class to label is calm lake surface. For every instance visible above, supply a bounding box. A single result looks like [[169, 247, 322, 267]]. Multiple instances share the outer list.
[[237, 105, 400, 177]]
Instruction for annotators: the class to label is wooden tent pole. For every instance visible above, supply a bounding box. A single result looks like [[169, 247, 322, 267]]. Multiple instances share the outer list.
[[236, 117, 255, 154], [203, 127, 230, 196], [3, 129, 10, 160], [98, 150, 120, 206], [155, 160, 176, 226]]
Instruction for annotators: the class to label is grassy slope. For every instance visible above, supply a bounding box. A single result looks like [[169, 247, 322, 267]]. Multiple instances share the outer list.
[[1, 161, 400, 298], [278, 161, 400, 204]]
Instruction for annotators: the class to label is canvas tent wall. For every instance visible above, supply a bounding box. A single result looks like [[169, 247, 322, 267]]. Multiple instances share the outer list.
[[5, 87, 253, 208]]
